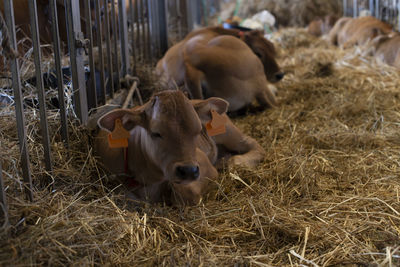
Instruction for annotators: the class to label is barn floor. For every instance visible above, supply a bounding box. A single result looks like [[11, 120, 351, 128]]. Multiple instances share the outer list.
[[1, 28, 400, 266]]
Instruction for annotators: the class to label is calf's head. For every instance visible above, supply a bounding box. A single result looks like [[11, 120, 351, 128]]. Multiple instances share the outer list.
[[243, 30, 284, 83], [98, 90, 228, 184]]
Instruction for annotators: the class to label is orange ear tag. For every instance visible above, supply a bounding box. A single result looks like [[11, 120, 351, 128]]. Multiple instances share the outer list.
[[206, 109, 228, 136], [107, 119, 130, 148]]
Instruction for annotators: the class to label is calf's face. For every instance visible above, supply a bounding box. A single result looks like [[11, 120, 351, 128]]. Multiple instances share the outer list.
[[243, 30, 284, 83], [98, 90, 228, 184]]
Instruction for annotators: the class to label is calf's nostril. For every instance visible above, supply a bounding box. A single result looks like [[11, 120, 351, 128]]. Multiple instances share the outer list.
[[192, 166, 200, 179], [275, 72, 285, 81], [175, 165, 200, 180]]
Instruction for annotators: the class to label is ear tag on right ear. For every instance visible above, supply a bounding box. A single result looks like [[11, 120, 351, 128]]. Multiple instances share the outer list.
[[107, 119, 130, 148], [206, 109, 228, 137]]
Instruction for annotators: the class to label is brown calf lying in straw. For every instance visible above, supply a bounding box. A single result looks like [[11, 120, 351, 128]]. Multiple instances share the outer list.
[[365, 32, 400, 69], [94, 90, 265, 205], [329, 16, 393, 48], [156, 26, 284, 112], [307, 15, 338, 37]]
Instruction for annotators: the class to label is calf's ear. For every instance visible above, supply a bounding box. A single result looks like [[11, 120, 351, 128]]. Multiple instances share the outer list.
[[97, 108, 144, 132], [192, 97, 229, 122]]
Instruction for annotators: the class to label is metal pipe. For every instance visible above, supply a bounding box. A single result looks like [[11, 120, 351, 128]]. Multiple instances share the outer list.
[[159, 0, 168, 55], [343, 0, 348, 16], [95, 0, 106, 104], [369, 0, 374, 16], [398, 0, 400, 31], [153, 0, 161, 57], [375, 0, 380, 18], [140, 0, 146, 62], [103, 0, 114, 98], [83, 0, 98, 109], [4, 0, 33, 201], [28, 0, 53, 172], [122, 80, 138, 109], [146, 0, 152, 65], [50, 0, 69, 147], [65, 0, 89, 124], [129, 0, 137, 74], [186, 0, 194, 32], [119, 0, 130, 76], [176, 0, 183, 40], [110, 0, 121, 90], [353, 0, 358, 17], [134, 0, 142, 63]]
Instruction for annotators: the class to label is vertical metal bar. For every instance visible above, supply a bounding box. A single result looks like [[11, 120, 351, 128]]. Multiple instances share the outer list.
[[353, 0, 358, 17], [129, 0, 137, 74], [146, 0, 152, 65], [155, 0, 162, 56], [163, 0, 169, 49], [103, 0, 114, 98], [65, 0, 88, 124], [158, 0, 168, 55], [369, 0, 374, 16], [28, 0, 53, 172], [84, 0, 98, 109], [186, 0, 194, 32], [176, 0, 183, 40], [111, 0, 121, 90], [197, 0, 203, 26], [398, 0, 400, 31], [152, 0, 160, 57], [50, 0, 69, 147], [147, 0, 154, 60], [134, 0, 142, 63], [4, 0, 33, 201], [95, 0, 106, 104], [119, 0, 130, 76], [344, 0, 348, 16], [0, 157, 8, 222], [375, 0, 380, 18], [139, 0, 147, 62]]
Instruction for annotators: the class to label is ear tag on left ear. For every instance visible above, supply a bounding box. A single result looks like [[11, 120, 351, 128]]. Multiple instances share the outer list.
[[206, 109, 228, 137], [107, 119, 130, 148]]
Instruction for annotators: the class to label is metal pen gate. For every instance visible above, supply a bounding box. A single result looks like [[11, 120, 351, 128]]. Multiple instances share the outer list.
[[343, 0, 400, 30], [0, 0, 205, 225]]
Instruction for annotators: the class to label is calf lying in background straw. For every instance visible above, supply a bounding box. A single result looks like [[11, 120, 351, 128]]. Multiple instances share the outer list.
[[364, 32, 400, 69], [307, 15, 338, 37], [94, 90, 265, 205], [156, 26, 284, 112], [329, 16, 393, 48]]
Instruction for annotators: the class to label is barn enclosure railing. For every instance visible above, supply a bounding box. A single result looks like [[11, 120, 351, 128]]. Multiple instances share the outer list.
[[343, 0, 400, 30], [0, 0, 206, 224]]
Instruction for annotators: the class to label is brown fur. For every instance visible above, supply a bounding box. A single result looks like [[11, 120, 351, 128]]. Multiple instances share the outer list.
[[365, 33, 400, 68], [94, 90, 265, 205], [307, 15, 338, 37], [156, 26, 283, 112], [329, 16, 393, 48]]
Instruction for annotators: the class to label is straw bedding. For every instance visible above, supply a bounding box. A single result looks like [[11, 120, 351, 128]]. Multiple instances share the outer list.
[[1, 28, 400, 266]]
